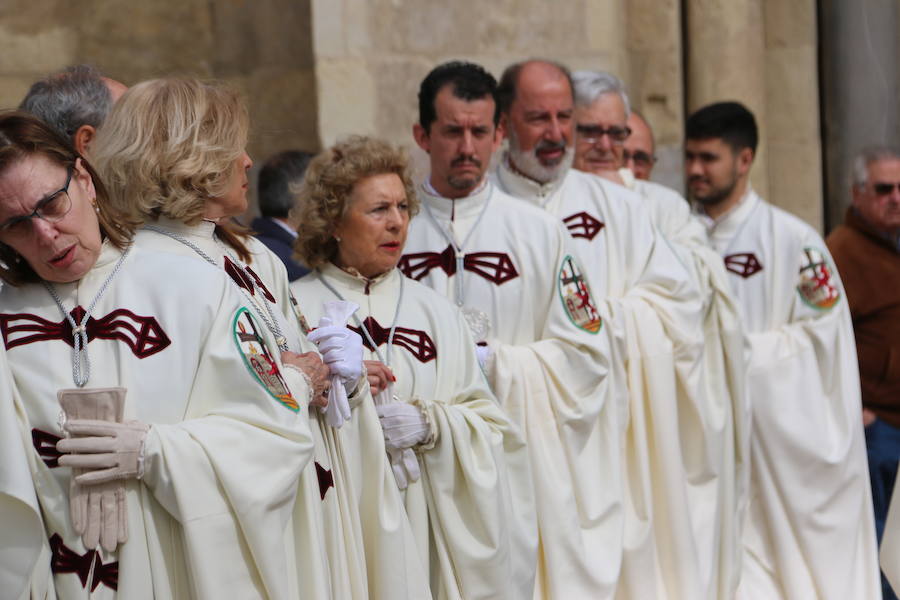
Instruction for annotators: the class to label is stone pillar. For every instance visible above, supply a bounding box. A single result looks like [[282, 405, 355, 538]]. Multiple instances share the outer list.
[[763, 0, 823, 230], [624, 0, 684, 192], [820, 0, 900, 231], [685, 0, 769, 201]]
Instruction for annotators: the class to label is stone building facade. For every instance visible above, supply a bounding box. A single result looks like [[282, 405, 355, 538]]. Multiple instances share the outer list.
[[0, 0, 897, 232]]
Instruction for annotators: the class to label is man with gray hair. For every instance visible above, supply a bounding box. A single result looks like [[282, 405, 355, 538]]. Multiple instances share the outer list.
[[570, 70, 749, 600], [827, 145, 900, 600], [19, 64, 127, 157], [493, 59, 717, 600]]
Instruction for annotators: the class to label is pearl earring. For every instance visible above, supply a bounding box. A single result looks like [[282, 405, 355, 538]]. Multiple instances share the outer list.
[[335, 235, 342, 243]]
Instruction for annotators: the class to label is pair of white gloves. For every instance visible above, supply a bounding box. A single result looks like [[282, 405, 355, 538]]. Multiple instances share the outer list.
[[56, 388, 148, 553], [306, 301, 365, 428]]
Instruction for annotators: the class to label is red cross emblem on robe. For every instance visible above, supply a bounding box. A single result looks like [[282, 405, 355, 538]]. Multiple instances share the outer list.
[[563, 211, 605, 241], [0, 307, 171, 358], [724, 252, 764, 278], [350, 316, 437, 364], [398, 245, 518, 285]]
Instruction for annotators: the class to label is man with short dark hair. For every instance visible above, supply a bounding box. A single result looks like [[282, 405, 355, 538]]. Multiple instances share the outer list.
[[686, 101, 880, 599], [20, 64, 127, 157], [827, 145, 900, 600], [251, 150, 313, 281], [404, 60, 615, 599], [493, 59, 722, 600]]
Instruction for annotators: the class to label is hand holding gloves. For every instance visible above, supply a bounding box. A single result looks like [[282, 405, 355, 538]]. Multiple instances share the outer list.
[[307, 300, 364, 427]]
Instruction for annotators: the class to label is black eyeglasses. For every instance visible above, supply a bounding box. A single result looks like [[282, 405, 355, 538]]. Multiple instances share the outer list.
[[575, 124, 632, 145], [872, 182, 900, 196], [0, 167, 74, 238], [623, 149, 656, 168]]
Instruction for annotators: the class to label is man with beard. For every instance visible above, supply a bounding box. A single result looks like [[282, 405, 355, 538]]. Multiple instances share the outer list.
[[402, 60, 612, 599], [571, 69, 749, 600], [686, 101, 880, 599], [493, 59, 716, 600]]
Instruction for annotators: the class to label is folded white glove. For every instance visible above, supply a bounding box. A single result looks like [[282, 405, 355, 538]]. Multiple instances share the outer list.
[[57, 387, 130, 552], [475, 343, 494, 370], [57, 419, 150, 484], [386, 447, 421, 490], [375, 401, 431, 451], [308, 301, 361, 428]]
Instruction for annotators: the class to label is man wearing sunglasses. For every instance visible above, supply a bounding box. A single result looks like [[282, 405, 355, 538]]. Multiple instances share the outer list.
[[827, 145, 900, 600], [687, 101, 881, 599]]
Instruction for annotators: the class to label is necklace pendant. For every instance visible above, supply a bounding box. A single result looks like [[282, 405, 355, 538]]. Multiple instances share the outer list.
[[461, 306, 491, 342]]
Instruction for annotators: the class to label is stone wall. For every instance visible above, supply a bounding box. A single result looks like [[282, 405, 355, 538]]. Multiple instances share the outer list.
[[1, 1, 887, 230]]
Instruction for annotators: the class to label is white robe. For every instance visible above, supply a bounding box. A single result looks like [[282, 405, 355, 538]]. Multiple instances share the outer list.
[[293, 263, 533, 600], [0, 241, 312, 599], [135, 218, 430, 600], [698, 189, 881, 600], [495, 161, 710, 600], [402, 180, 612, 599], [624, 171, 751, 599]]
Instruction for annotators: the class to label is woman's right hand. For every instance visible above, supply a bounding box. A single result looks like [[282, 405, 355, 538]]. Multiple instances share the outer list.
[[282, 351, 331, 407], [364, 360, 395, 396]]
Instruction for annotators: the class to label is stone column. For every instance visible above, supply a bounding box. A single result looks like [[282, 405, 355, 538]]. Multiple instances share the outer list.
[[685, 0, 769, 200], [820, 0, 900, 231], [624, 0, 684, 192], [763, 0, 823, 230]]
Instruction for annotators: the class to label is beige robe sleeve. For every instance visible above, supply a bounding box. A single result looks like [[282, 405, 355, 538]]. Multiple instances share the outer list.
[[140, 294, 314, 599], [416, 308, 535, 600]]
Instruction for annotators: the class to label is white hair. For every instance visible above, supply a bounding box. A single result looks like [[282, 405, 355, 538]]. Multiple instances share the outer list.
[[571, 70, 631, 117], [851, 145, 900, 188]]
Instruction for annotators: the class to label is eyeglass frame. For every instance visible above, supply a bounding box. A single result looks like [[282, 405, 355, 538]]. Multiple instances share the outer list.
[[622, 148, 657, 168], [0, 166, 74, 237], [575, 123, 632, 145]]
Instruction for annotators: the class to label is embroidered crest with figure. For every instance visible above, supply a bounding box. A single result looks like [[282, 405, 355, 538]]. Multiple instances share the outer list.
[[797, 247, 841, 310], [232, 307, 299, 411], [557, 255, 602, 333]]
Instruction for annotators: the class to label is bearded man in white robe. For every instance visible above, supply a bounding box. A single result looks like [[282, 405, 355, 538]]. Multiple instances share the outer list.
[[685, 100, 880, 600], [570, 70, 749, 600], [402, 60, 617, 600], [491, 59, 719, 600]]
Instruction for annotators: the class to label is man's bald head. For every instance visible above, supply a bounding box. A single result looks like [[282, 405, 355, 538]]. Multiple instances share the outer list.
[[624, 111, 657, 180], [498, 59, 576, 184]]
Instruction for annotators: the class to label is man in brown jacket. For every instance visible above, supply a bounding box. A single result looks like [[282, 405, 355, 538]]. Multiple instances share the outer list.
[[827, 145, 900, 600]]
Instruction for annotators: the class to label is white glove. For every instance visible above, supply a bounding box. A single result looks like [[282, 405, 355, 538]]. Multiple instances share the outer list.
[[375, 401, 431, 451], [57, 419, 150, 484], [308, 301, 361, 428], [475, 343, 493, 370], [386, 447, 421, 490]]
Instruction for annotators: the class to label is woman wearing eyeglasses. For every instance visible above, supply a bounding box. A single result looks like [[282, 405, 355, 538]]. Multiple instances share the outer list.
[[0, 111, 313, 598]]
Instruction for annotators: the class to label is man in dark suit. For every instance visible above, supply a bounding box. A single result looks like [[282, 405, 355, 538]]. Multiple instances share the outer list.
[[252, 150, 314, 281]]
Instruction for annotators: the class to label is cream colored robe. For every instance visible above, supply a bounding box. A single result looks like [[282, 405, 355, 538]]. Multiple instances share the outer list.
[[135, 219, 430, 600], [0, 242, 312, 599], [495, 161, 710, 600], [402, 181, 611, 599], [293, 263, 534, 599], [623, 171, 750, 599], [699, 189, 881, 600]]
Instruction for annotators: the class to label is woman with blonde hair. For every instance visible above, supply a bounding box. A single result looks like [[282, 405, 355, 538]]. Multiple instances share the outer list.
[[292, 135, 534, 599], [90, 77, 410, 599], [0, 111, 312, 598]]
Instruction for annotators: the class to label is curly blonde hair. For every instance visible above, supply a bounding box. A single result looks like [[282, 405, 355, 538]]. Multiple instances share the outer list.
[[91, 78, 254, 259], [295, 135, 418, 269]]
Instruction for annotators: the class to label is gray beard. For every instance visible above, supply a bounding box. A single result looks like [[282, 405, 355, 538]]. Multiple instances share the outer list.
[[507, 129, 573, 185]]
